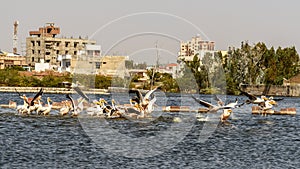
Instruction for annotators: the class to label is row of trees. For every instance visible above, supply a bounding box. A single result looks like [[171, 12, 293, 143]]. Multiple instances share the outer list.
[[0, 67, 70, 87], [0, 67, 124, 89]]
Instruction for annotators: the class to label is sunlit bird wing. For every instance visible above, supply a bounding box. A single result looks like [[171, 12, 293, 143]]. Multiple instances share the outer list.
[[144, 85, 161, 100], [73, 86, 90, 102], [192, 95, 214, 109], [213, 94, 224, 106]]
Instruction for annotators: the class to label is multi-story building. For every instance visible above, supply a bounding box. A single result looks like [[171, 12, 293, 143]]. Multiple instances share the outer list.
[[69, 44, 102, 74], [98, 55, 129, 77], [26, 23, 96, 69], [0, 50, 27, 69], [178, 35, 215, 61]]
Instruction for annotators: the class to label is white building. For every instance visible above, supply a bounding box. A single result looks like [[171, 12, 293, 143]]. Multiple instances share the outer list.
[[57, 54, 72, 73], [178, 35, 215, 62], [57, 44, 101, 74], [35, 59, 50, 72]]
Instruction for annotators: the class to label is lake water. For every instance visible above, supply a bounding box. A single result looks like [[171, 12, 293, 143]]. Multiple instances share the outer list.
[[0, 92, 299, 168]]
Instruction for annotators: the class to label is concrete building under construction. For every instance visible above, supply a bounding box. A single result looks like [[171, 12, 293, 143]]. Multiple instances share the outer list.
[[26, 23, 96, 70]]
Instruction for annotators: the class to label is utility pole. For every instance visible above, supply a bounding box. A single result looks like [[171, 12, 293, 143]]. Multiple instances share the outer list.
[[150, 41, 160, 90]]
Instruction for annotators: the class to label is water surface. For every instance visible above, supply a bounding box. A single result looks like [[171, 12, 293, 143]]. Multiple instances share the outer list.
[[0, 93, 299, 168]]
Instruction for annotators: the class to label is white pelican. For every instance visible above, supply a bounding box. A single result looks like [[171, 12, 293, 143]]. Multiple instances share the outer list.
[[239, 90, 268, 105], [239, 89, 278, 116], [101, 99, 124, 118], [192, 95, 243, 122], [220, 109, 233, 122], [59, 101, 71, 116], [86, 99, 106, 116], [129, 86, 160, 109], [66, 94, 84, 116], [192, 95, 223, 113], [259, 99, 278, 116], [16, 95, 29, 114], [39, 97, 53, 116]]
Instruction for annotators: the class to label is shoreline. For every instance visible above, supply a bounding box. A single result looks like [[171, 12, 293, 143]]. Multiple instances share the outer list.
[[1, 86, 299, 97], [0, 86, 109, 95]]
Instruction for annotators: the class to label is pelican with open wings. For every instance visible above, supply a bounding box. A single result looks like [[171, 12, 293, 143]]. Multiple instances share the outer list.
[[192, 95, 244, 122], [239, 89, 278, 115]]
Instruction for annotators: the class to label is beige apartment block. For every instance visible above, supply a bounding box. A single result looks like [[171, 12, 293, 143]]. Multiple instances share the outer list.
[[0, 51, 27, 69], [178, 35, 215, 61], [99, 56, 128, 77], [26, 23, 96, 69]]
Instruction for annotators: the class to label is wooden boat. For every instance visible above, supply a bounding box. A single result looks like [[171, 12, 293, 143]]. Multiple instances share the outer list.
[[252, 106, 296, 115]]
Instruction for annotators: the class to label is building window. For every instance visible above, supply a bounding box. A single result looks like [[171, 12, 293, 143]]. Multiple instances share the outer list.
[[47, 28, 52, 33], [95, 50, 100, 56], [31, 41, 35, 47], [74, 42, 78, 48], [32, 57, 34, 62], [46, 44, 51, 49], [56, 50, 59, 54], [74, 51, 77, 55], [96, 62, 100, 69], [37, 41, 41, 46], [65, 51, 69, 55], [66, 61, 71, 67], [87, 50, 93, 56], [38, 50, 41, 54], [102, 62, 107, 64], [56, 42, 60, 46], [65, 42, 70, 47], [32, 50, 35, 54], [46, 52, 51, 55]]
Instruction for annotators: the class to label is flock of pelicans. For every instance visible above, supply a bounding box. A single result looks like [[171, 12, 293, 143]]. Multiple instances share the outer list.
[[13, 86, 159, 120], [192, 89, 279, 122], [7, 86, 280, 123]]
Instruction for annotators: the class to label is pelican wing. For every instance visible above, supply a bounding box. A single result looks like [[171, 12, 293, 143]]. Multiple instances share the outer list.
[[30, 88, 44, 106], [272, 98, 284, 101], [73, 86, 90, 102], [15, 88, 22, 96], [144, 85, 161, 100], [129, 89, 143, 102], [192, 95, 214, 109], [213, 94, 224, 106], [147, 96, 157, 112], [223, 98, 244, 109], [66, 94, 75, 110], [239, 90, 257, 101]]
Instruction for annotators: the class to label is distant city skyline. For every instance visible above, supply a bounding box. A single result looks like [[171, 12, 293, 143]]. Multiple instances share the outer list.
[[2, 0, 300, 64]]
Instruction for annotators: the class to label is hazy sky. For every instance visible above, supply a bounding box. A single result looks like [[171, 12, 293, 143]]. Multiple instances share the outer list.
[[1, 0, 300, 64]]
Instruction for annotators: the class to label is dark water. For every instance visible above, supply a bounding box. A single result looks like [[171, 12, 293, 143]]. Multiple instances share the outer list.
[[0, 92, 300, 169]]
